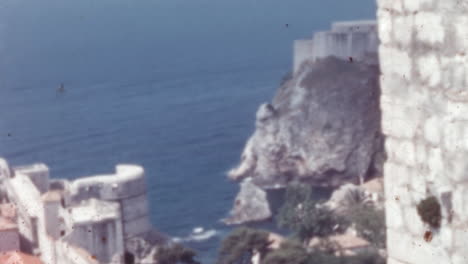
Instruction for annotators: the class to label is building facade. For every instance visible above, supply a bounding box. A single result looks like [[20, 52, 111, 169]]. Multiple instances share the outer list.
[[0, 159, 156, 264]]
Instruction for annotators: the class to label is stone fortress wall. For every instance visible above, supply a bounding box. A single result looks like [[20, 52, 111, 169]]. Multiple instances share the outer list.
[[293, 20, 379, 73], [378, 0, 468, 263], [0, 158, 155, 264]]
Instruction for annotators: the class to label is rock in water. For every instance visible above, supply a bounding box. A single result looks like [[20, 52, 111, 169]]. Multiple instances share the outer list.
[[222, 178, 272, 225], [229, 56, 383, 192]]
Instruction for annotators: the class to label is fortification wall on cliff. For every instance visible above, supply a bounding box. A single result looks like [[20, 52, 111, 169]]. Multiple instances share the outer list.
[[378, 0, 468, 263], [293, 21, 378, 73]]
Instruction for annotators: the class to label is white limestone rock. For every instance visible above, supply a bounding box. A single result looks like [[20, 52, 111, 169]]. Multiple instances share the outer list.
[[222, 178, 272, 225], [229, 57, 383, 190]]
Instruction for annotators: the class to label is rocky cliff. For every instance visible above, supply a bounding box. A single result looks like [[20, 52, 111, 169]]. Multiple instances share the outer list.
[[225, 57, 383, 224]]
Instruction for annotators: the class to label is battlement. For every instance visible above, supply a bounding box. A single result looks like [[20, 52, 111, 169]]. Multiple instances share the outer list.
[[70, 164, 146, 202], [293, 20, 379, 74]]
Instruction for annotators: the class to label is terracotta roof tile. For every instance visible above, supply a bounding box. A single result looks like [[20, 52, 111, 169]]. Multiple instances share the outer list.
[[0, 217, 17, 231], [0, 251, 43, 264], [0, 204, 16, 221]]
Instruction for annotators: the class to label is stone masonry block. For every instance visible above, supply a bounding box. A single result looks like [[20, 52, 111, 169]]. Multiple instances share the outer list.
[[380, 74, 409, 97], [443, 121, 468, 152], [378, 0, 404, 12], [386, 178, 412, 206], [416, 54, 441, 87], [427, 147, 444, 182], [452, 254, 468, 264], [447, 102, 468, 121], [403, 0, 434, 12], [438, 0, 468, 12], [378, 9, 393, 44], [384, 161, 411, 188], [379, 46, 412, 79], [402, 205, 425, 235], [394, 15, 413, 46], [446, 151, 468, 183], [453, 227, 468, 253], [452, 185, 468, 223], [414, 140, 428, 165], [414, 12, 444, 45], [423, 116, 441, 145], [397, 140, 416, 166], [409, 167, 427, 198], [454, 15, 468, 53], [387, 258, 410, 264], [440, 55, 466, 92], [387, 228, 450, 264], [385, 200, 405, 229], [382, 116, 419, 139], [439, 226, 453, 250]]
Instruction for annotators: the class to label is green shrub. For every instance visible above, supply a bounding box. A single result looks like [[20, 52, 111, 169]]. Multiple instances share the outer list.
[[262, 241, 309, 264], [344, 250, 386, 264], [154, 243, 199, 264], [217, 227, 271, 264], [347, 204, 386, 248], [417, 196, 441, 229], [276, 185, 348, 242]]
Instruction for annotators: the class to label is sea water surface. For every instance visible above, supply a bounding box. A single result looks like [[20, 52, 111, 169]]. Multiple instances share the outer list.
[[0, 0, 376, 262]]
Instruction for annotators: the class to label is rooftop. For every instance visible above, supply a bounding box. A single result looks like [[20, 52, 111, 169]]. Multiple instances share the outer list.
[[0, 216, 17, 231], [42, 190, 62, 202], [309, 234, 370, 249], [267, 233, 285, 249], [0, 203, 17, 220], [71, 198, 120, 225], [0, 251, 43, 264], [331, 20, 377, 33], [362, 178, 384, 194], [13, 163, 49, 174]]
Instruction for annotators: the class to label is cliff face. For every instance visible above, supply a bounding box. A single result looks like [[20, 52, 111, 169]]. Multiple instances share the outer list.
[[229, 57, 383, 188], [226, 57, 383, 224]]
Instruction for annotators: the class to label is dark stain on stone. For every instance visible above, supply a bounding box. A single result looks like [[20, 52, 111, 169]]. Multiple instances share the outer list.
[[349, 57, 353, 63], [424, 231, 433, 242], [395, 195, 400, 201]]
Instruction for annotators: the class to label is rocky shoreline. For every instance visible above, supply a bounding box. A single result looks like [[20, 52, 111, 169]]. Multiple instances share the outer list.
[[225, 57, 384, 225]]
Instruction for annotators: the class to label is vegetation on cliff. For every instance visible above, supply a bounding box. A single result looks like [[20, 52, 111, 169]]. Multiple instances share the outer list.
[[276, 184, 348, 242], [154, 243, 200, 264], [216, 227, 271, 264], [216, 184, 386, 264], [347, 203, 386, 248]]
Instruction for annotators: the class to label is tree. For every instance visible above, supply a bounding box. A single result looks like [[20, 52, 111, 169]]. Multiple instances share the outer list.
[[347, 203, 386, 248], [217, 227, 271, 264], [261, 240, 309, 264], [154, 243, 200, 264], [276, 184, 348, 242], [344, 249, 386, 264]]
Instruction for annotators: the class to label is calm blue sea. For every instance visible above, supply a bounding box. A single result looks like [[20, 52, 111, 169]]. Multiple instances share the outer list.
[[0, 0, 375, 262]]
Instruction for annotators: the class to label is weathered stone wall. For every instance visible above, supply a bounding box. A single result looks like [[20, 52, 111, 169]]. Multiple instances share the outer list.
[[293, 39, 314, 73], [378, 0, 468, 263], [70, 165, 152, 240], [293, 20, 379, 74]]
